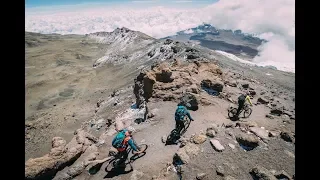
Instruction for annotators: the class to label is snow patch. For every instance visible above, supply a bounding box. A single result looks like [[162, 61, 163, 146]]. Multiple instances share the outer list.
[[183, 29, 194, 34], [216, 50, 294, 73]]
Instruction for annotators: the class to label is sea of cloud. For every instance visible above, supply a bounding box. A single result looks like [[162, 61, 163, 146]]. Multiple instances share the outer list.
[[26, 0, 295, 73]]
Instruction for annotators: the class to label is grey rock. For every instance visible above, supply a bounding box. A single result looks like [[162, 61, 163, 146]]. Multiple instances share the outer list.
[[236, 133, 259, 149], [242, 84, 249, 89], [228, 143, 235, 149], [280, 131, 295, 143], [249, 127, 269, 141], [274, 170, 292, 180], [210, 139, 225, 152], [270, 108, 283, 116], [224, 176, 237, 180], [196, 173, 207, 180], [216, 165, 225, 176], [266, 114, 275, 119], [250, 166, 277, 180], [258, 97, 269, 104], [268, 130, 281, 137], [206, 129, 216, 138]]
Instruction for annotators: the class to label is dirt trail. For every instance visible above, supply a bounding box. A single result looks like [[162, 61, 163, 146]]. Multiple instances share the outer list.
[[77, 91, 283, 180]]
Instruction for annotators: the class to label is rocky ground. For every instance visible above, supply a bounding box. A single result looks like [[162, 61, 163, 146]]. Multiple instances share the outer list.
[[25, 28, 295, 180]]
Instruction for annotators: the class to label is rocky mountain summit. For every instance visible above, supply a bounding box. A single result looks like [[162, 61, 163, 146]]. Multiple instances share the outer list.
[[25, 27, 295, 180]]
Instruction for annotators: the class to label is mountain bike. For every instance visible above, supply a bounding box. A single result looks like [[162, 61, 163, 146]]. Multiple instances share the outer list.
[[228, 103, 252, 119], [105, 139, 148, 172], [165, 116, 191, 145]]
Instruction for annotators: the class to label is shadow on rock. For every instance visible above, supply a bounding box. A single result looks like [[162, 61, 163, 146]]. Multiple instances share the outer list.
[[104, 162, 133, 179]]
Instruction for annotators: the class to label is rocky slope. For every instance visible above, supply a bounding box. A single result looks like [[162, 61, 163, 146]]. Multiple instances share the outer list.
[[25, 27, 295, 180]]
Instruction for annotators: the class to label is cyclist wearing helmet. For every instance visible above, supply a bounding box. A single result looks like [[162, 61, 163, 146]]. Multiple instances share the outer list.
[[175, 102, 194, 135], [236, 91, 253, 117], [111, 126, 143, 166]]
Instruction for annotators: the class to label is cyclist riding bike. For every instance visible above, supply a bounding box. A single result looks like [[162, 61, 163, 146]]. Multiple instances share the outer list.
[[111, 127, 143, 166], [236, 92, 253, 117], [174, 102, 194, 136]]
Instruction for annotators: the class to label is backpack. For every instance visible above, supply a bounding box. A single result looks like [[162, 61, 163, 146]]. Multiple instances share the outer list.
[[238, 94, 245, 102], [112, 130, 127, 149], [175, 106, 186, 121]]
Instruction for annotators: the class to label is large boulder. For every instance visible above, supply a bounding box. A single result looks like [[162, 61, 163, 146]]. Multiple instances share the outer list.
[[180, 93, 199, 111], [25, 129, 98, 180], [155, 69, 173, 83], [236, 133, 259, 150], [173, 143, 200, 164], [134, 74, 146, 108], [201, 79, 224, 93], [53, 146, 111, 179], [174, 148, 190, 164]]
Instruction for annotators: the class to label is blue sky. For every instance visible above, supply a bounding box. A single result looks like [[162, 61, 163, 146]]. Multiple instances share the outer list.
[[26, 0, 218, 8]]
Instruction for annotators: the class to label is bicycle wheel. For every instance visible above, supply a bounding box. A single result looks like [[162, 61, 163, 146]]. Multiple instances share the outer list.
[[228, 108, 238, 118], [166, 129, 178, 142], [130, 144, 148, 160], [180, 117, 191, 135], [105, 158, 117, 172], [243, 107, 252, 118], [132, 144, 148, 154]]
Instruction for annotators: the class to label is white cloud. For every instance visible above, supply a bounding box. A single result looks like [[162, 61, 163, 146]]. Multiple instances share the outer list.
[[25, 0, 295, 73], [173, 0, 193, 3], [132, 0, 157, 3]]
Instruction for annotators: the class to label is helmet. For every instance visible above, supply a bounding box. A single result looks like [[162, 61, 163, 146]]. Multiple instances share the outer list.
[[126, 126, 135, 134]]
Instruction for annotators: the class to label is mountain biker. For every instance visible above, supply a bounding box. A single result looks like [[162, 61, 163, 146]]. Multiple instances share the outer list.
[[236, 92, 253, 117], [175, 102, 194, 136], [112, 126, 143, 166]]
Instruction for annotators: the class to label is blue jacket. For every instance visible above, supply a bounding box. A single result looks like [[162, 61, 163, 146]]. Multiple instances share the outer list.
[[127, 138, 138, 151], [175, 105, 193, 121], [116, 129, 138, 152]]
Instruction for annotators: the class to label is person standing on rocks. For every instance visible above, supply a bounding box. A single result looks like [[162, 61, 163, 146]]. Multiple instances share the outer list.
[[236, 92, 253, 118], [111, 126, 143, 166], [175, 102, 194, 136]]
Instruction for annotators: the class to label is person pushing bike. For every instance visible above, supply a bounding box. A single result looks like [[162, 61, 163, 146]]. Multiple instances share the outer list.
[[236, 91, 253, 118]]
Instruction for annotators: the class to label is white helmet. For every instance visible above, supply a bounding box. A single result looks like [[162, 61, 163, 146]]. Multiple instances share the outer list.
[[126, 126, 136, 134], [185, 103, 191, 108]]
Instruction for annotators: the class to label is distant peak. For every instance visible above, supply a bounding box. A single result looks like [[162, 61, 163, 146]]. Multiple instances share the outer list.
[[114, 27, 132, 33]]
